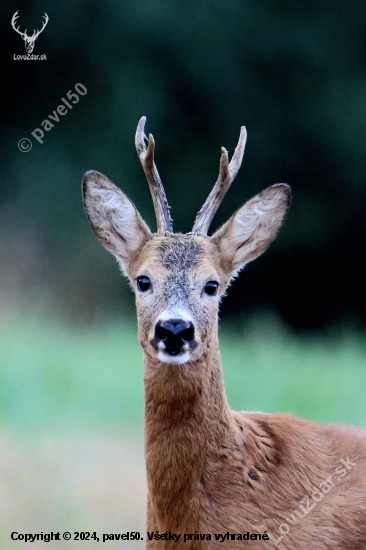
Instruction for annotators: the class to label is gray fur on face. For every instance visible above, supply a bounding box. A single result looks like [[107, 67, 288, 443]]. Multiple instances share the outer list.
[[136, 236, 218, 350]]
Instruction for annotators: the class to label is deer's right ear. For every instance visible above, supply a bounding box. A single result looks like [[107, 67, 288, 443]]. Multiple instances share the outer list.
[[210, 183, 291, 277], [82, 171, 152, 276]]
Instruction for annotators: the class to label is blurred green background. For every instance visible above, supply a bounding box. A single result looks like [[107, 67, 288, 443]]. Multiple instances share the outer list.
[[2, 0, 366, 547]]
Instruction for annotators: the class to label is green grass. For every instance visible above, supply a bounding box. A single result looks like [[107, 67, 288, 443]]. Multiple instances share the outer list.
[[1, 312, 366, 429], [0, 314, 144, 429], [1, 312, 366, 549], [221, 318, 366, 426]]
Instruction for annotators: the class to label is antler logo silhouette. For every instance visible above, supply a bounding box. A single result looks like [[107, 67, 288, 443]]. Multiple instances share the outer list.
[[11, 11, 49, 53]]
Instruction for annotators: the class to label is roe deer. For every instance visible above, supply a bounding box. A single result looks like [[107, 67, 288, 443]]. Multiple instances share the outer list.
[[82, 117, 366, 549]]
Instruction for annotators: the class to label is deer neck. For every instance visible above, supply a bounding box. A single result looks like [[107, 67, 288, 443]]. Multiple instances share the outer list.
[[143, 328, 234, 530]]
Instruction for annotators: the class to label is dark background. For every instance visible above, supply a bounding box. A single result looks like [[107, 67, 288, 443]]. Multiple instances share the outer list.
[[2, 0, 366, 330]]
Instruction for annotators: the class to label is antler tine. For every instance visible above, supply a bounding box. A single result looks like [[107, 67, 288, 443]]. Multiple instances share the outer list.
[[33, 13, 49, 39], [192, 126, 247, 235], [135, 116, 173, 234], [11, 11, 26, 38]]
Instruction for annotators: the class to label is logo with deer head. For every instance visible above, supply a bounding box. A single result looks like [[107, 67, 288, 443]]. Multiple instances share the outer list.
[[11, 11, 48, 53]]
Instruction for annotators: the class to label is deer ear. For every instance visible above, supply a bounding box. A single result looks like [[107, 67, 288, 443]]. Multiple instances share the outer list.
[[82, 171, 152, 277], [210, 184, 291, 275]]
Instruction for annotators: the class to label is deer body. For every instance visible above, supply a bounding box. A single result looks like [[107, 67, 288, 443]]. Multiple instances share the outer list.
[[144, 341, 366, 549], [83, 118, 366, 549]]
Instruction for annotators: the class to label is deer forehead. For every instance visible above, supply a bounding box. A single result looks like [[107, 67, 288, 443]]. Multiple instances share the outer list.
[[134, 236, 222, 335], [133, 234, 223, 287]]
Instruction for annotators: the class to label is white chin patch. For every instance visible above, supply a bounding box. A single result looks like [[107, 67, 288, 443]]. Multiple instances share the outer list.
[[158, 350, 191, 364]]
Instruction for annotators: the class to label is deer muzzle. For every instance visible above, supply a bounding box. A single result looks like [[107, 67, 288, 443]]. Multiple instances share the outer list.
[[151, 319, 197, 359]]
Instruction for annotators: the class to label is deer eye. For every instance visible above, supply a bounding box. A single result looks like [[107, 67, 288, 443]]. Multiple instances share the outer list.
[[137, 276, 151, 292], [204, 281, 219, 296]]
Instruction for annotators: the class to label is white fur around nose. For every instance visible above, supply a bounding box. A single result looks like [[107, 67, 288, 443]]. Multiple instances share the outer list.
[[158, 350, 191, 365], [155, 309, 194, 365], [157, 308, 194, 324]]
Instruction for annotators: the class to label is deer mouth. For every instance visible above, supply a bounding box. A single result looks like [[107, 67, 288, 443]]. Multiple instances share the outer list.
[[153, 339, 194, 364], [163, 346, 186, 356]]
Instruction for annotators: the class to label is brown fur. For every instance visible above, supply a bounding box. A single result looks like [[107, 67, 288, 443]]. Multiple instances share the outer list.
[[82, 168, 366, 549], [143, 331, 366, 549]]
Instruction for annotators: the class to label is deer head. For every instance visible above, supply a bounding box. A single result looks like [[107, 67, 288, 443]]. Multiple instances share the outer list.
[[11, 11, 49, 54], [83, 118, 290, 366]]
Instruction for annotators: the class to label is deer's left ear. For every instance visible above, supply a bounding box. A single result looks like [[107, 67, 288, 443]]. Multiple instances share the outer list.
[[210, 184, 291, 275]]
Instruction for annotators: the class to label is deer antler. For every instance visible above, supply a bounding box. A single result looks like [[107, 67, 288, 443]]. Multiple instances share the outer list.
[[11, 11, 27, 39], [135, 117, 173, 234], [192, 126, 247, 235], [31, 13, 49, 40]]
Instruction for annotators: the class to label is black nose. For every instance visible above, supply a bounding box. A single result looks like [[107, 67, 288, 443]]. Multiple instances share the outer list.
[[151, 319, 195, 355]]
